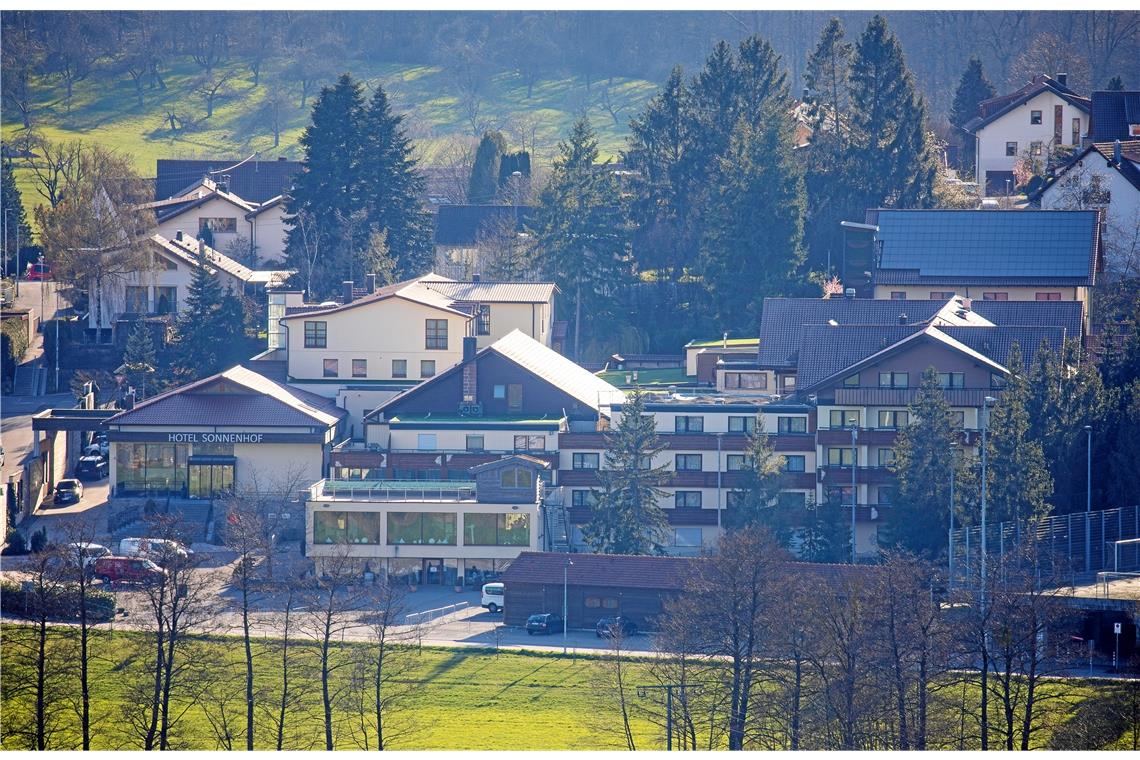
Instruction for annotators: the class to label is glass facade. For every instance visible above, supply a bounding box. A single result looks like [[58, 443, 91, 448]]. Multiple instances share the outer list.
[[387, 512, 457, 545], [313, 511, 382, 544], [463, 513, 530, 546], [116, 443, 189, 495]]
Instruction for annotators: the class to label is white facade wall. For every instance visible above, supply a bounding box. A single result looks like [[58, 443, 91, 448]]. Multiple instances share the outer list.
[[1040, 157, 1140, 275], [250, 205, 289, 265], [474, 301, 553, 348], [155, 196, 249, 255], [974, 91, 1088, 191]]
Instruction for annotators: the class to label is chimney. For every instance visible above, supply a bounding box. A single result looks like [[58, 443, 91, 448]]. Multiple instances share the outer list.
[[123, 389, 136, 411], [461, 337, 478, 402], [463, 335, 477, 362], [1056, 72, 1068, 87], [1114, 139, 1122, 165], [898, 312, 908, 325], [845, 288, 856, 299], [175, 229, 183, 241], [365, 272, 377, 293], [472, 273, 481, 283], [960, 297, 972, 312], [342, 280, 354, 304], [218, 174, 230, 193]]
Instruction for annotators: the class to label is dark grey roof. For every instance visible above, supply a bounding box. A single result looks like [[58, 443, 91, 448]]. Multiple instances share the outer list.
[[963, 76, 1090, 134], [871, 209, 1099, 286], [757, 297, 1082, 369], [1087, 91, 1140, 143], [940, 326, 1066, 370], [434, 204, 533, 246], [155, 159, 301, 204]]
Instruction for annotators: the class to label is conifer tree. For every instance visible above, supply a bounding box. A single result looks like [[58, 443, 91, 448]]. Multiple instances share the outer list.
[[468, 130, 507, 204], [582, 389, 671, 555], [531, 117, 629, 360], [121, 322, 157, 400], [173, 248, 244, 381], [987, 344, 1053, 524], [2, 159, 32, 270], [949, 57, 996, 180], [723, 416, 785, 535]]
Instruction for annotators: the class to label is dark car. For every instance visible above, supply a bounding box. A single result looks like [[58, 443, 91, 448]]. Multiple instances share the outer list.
[[596, 616, 639, 639], [53, 478, 83, 505], [75, 454, 109, 481], [525, 613, 564, 635], [93, 556, 165, 587]]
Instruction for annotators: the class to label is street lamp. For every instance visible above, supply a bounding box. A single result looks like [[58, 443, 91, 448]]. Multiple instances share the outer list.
[[562, 558, 573, 655], [850, 424, 858, 565], [948, 439, 957, 591], [1085, 425, 1093, 573], [981, 395, 996, 607]]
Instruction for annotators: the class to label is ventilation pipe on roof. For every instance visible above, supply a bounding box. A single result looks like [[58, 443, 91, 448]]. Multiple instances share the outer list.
[[898, 313, 908, 325], [342, 280, 354, 304], [175, 230, 183, 241], [472, 273, 481, 283], [365, 272, 377, 293], [1056, 72, 1068, 87], [845, 288, 856, 299]]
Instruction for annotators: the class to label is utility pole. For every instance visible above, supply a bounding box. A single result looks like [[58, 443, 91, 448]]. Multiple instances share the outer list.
[[981, 396, 995, 609], [1085, 425, 1092, 573], [949, 440, 956, 592], [562, 558, 573, 655], [850, 424, 858, 564]]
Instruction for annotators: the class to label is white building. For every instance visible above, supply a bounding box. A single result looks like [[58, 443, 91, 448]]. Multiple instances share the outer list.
[[963, 74, 1090, 196]]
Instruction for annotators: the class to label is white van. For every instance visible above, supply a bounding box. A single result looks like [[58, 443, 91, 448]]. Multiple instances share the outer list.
[[481, 582, 504, 613], [118, 537, 191, 563]]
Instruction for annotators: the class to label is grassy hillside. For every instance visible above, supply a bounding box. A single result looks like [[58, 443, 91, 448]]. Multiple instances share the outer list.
[[3, 56, 658, 222]]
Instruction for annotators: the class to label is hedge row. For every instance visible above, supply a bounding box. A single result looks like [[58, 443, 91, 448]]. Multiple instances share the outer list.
[[0, 580, 115, 622]]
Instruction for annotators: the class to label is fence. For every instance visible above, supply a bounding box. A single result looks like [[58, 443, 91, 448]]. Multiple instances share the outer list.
[[403, 601, 470, 627], [949, 504, 1140, 587]]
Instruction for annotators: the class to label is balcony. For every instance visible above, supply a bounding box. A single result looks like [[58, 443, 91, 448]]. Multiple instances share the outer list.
[[559, 432, 815, 452], [817, 465, 897, 485], [816, 428, 980, 446], [309, 479, 477, 502]]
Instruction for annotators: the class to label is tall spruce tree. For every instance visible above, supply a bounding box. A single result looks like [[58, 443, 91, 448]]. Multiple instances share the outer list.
[[988, 344, 1053, 525], [530, 117, 629, 360], [2, 159, 32, 272], [889, 367, 973, 556], [582, 389, 671, 555], [723, 416, 785, 536], [949, 58, 996, 180], [468, 131, 507, 204], [173, 247, 245, 381], [121, 322, 157, 400], [845, 16, 937, 216], [358, 84, 434, 279]]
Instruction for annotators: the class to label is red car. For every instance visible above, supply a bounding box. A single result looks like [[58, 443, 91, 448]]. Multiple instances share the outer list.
[[93, 556, 166, 587], [24, 262, 53, 281]]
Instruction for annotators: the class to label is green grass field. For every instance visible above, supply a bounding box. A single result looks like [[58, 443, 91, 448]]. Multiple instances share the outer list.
[[1, 624, 1133, 751]]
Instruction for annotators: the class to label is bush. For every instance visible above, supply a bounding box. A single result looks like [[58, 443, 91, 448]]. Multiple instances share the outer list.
[[3, 531, 28, 555], [30, 527, 48, 553], [0, 579, 115, 622]]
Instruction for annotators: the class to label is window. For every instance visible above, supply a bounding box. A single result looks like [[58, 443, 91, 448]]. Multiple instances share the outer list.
[[386, 512, 456, 546], [352, 359, 367, 378], [304, 321, 327, 348], [878, 448, 896, 466], [572, 490, 597, 507], [982, 292, 1008, 301], [199, 217, 237, 234], [784, 455, 806, 472], [726, 454, 746, 471], [675, 454, 702, 471], [1035, 292, 1061, 301], [728, 416, 756, 434], [843, 373, 860, 387], [1030, 141, 1042, 156], [878, 410, 909, 429], [675, 415, 704, 432], [672, 528, 702, 548], [314, 511, 382, 545], [475, 304, 491, 336], [879, 372, 909, 389], [1073, 117, 1082, 145], [125, 286, 149, 313], [572, 453, 600, 470], [507, 384, 523, 412], [890, 291, 906, 300], [500, 467, 534, 488], [724, 372, 766, 389], [425, 319, 448, 350], [827, 448, 856, 466], [154, 286, 176, 315], [513, 435, 545, 451], [782, 376, 796, 389], [464, 512, 529, 546], [493, 384, 506, 399], [991, 373, 1007, 389], [778, 416, 808, 434], [929, 291, 954, 300], [949, 411, 966, 428], [391, 359, 407, 378], [1005, 141, 1018, 156], [420, 360, 436, 378], [323, 358, 339, 378], [465, 435, 484, 452], [938, 372, 965, 389], [826, 486, 854, 505], [417, 433, 437, 450], [675, 491, 702, 508], [1030, 110, 1042, 125], [829, 409, 859, 429]]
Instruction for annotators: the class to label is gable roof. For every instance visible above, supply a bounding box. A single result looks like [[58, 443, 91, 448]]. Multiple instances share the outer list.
[[434, 204, 533, 246], [963, 75, 1090, 134], [467, 454, 552, 474], [278, 275, 473, 321], [1031, 140, 1140, 201], [107, 365, 345, 427], [758, 296, 1083, 369], [1087, 91, 1140, 143], [152, 187, 256, 225], [419, 278, 557, 304], [870, 209, 1100, 286], [155, 158, 301, 204]]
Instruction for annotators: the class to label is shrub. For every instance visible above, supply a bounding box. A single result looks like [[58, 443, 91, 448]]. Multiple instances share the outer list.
[[3, 531, 28, 555], [30, 527, 48, 553], [0, 579, 115, 622]]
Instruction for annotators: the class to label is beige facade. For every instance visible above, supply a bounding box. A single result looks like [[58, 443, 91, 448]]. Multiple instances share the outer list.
[[873, 284, 1089, 332], [973, 89, 1089, 192], [155, 195, 252, 255], [472, 301, 553, 349]]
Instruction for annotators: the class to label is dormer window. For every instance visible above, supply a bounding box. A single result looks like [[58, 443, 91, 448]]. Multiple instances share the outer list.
[[500, 467, 533, 488]]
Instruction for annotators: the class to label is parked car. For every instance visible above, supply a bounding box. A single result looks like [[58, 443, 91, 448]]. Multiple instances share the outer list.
[[118, 537, 191, 564], [24, 262, 52, 281], [93, 556, 165, 586], [75, 454, 109, 480], [64, 542, 111, 569], [53, 478, 83, 505], [481, 582, 504, 613], [525, 613, 564, 635], [596, 616, 639, 639]]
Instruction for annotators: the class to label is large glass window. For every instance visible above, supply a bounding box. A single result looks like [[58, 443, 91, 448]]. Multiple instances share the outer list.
[[425, 319, 448, 350], [572, 453, 600, 470], [514, 435, 545, 452], [829, 409, 860, 429], [878, 410, 909, 429], [675, 491, 701, 508], [115, 443, 189, 495], [304, 321, 327, 348], [728, 416, 755, 433], [675, 454, 702, 471], [778, 416, 808, 434], [475, 305, 491, 336], [724, 372, 766, 389], [313, 511, 382, 544], [155, 286, 177, 315], [675, 416, 704, 432], [323, 358, 339, 378], [571, 490, 598, 507], [726, 454, 745, 471], [463, 512, 530, 546], [125, 286, 149, 313], [827, 448, 856, 466], [352, 359, 367, 378], [938, 372, 965, 389], [420, 360, 436, 378], [386, 512, 456, 545], [466, 435, 485, 452], [878, 372, 909, 389], [672, 528, 702, 548], [784, 455, 806, 472], [392, 359, 407, 378], [500, 468, 533, 488]]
